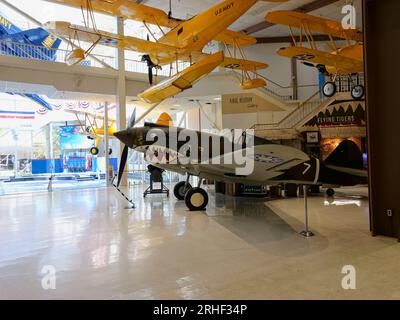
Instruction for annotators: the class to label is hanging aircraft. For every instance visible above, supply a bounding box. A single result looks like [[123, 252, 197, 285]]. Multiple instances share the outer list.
[[43, 0, 288, 103], [0, 10, 61, 110], [65, 109, 117, 155], [265, 11, 365, 100], [113, 112, 368, 211]]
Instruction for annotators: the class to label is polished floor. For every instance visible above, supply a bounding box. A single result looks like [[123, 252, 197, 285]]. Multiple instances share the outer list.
[[0, 185, 399, 299]]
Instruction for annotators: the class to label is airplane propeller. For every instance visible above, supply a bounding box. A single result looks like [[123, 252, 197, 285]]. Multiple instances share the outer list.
[[142, 54, 154, 85], [116, 108, 136, 187]]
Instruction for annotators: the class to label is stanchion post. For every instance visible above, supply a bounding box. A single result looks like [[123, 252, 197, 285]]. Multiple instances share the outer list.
[[300, 185, 314, 237]]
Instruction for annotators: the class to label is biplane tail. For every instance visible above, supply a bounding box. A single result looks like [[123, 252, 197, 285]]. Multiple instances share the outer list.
[[155, 113, 174, 127], [324, 140, 364, 171]]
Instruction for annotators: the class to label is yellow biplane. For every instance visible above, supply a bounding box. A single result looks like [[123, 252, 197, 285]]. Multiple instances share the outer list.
[[265, 11, 365, 100], [65, 109, 117, 155], [44, 0, 287, 103]]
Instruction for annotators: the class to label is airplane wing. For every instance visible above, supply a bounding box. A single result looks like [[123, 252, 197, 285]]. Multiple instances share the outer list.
[[214, 30, 257, 46], [138, 51, 224, 104], [190, 52, 268, 71], [45, 21, 178, 55], [277, 46, 364, 74], [65, 109, 116, 122], [266, 11, 363, 42], [43, 0, 257, 47]]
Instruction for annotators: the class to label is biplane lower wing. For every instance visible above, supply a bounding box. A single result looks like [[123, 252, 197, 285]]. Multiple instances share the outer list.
[[46, 21, 177, 55], [190, 52, 268, 71], [214, 30, 257, 46], [138, 51, 225, 104], [277, 46, 364, 74]]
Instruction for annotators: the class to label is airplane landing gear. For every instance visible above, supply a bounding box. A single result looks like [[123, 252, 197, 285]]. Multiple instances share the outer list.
[[322, 81, 337, 97], [185, 187, 209, 211], [326, 188, 335, 197], [351, 84, 365, 100], [173, 180, 192, 200], [90, 147, 99, 155]]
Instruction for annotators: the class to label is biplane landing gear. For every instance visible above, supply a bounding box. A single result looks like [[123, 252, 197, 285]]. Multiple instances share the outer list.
[[90, 147, 99, 156], [351, 84, 365, 100], [173, 181, 192, 200], [322, 81, 337, 97], [185, 187, 209, 211]]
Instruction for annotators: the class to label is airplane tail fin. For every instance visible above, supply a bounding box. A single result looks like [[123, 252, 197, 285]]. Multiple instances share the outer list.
[[24, 27, 62, 50], [155, 112, 173, 126], [324, 140, 363, 170]]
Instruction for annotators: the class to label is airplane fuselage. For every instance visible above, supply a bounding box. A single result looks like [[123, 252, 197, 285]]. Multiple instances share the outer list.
[[151, 0, 257, 65]]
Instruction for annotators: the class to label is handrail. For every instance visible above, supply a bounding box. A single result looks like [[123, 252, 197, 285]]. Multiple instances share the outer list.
[[250, 89, 323, 130]]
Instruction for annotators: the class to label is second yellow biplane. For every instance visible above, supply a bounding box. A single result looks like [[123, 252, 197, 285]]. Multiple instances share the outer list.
[[265, 11, 365, 100], [44, 0, 287, 104], [65, 109, 117, 156]]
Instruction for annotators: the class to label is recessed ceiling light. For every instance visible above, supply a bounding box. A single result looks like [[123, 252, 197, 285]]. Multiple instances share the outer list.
[[173, 104, 181, 107], [214, 97, 221, 101]]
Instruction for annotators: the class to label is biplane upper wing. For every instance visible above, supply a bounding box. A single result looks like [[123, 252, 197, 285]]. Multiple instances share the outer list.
[[277, 46, 364, 74], [138, 51, 225, 104], [43, 0, 181, 28], [266, 11, 363, 42], [65, 109, 116, 122], [46, 21, 178, 55], [43, 0, 257, 47]]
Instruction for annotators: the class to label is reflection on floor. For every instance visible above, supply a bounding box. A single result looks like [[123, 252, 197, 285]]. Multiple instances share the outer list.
[[0, 185, 399, 299]]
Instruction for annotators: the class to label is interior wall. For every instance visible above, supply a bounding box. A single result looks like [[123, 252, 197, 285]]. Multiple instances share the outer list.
[[364, 0, 400, 239], [241, 43, 319, 100]]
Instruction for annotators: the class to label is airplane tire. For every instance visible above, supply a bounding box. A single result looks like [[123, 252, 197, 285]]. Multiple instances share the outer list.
[[90, 147, 99, 156], [185, 187, 209, 211], [351, 85, 365, 100], [174, 181, 192, 200], [326, 188, 335, 197], [322, 81, 337, 97]]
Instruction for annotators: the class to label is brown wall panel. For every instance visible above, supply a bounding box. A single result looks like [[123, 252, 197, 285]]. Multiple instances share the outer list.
[[364, 0, 400, 238]]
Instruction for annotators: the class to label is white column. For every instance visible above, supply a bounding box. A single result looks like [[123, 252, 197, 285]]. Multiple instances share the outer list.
[[104, 101, 110, 187], [116, 17, 128, 186]]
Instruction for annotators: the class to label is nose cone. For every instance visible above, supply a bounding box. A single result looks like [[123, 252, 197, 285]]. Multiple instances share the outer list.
[[114, 129, 131, 146]]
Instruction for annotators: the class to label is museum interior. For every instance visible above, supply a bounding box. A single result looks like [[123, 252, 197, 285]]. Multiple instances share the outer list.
[[0, 0, 399, 300]]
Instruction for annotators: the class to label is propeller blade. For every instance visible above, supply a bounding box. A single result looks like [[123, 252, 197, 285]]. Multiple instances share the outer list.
[[117, 145, 129, 187], [148, 66, 153, 85], [128, 108, 136, 128]]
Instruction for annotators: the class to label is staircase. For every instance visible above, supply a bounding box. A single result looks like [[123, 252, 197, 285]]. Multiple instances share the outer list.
[[250, 91, 350, 140]]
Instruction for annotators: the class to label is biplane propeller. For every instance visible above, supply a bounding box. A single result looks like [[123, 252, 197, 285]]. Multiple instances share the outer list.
[[44, 0, 288, 103], [266, 11, 365, 100]]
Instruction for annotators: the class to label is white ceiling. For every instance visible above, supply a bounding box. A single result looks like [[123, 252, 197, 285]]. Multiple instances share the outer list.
[[142, 0, 362, 38]]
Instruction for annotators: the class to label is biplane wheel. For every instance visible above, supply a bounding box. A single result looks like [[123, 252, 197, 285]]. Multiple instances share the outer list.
[[184, 187, 209, 211], [90, 147, 99, 156], [326, 188, 335, 197], [174, 181, 192, 200], [351, 85, 365, 100], [322, 81, 337, 97]]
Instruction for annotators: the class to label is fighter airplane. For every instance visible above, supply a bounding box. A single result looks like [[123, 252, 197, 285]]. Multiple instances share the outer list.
[[0, 10, 61, 110], [265, 11, 364, 100], [44, 0, 287, 103], [113, 112, 367, 211]]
